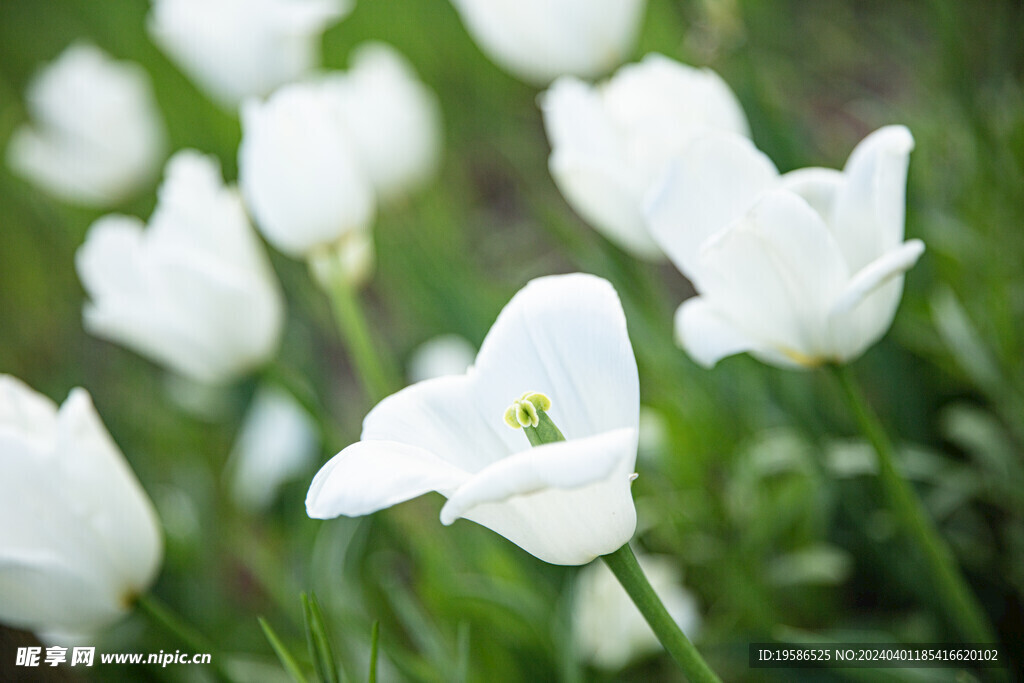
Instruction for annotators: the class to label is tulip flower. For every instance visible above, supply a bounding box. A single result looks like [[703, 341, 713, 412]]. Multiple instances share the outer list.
[[646, 125, 925, 368], [322, 42, 443, 202], [77, 150, 285, 384], [239, 81, 376, 260], [449, 0, 647, 85], [228, 387, 319, 511], [147, 0, 351, 108], [574, 552, 700, 670], [6, 42, 166, 207], [0, 376, 162, 640], [307, 273, 640, 565], [407, 334, 476, 383], [541, 54, 750, 259]]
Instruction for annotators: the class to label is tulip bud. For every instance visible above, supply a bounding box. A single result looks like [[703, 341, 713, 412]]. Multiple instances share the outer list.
[[6, 42, 166, 207], [239, 81, 376, 258], [0, 376, 163, 640], [77, 150, 285, 384], [147, 0, 351, 108], [450, 0, 647, 85]]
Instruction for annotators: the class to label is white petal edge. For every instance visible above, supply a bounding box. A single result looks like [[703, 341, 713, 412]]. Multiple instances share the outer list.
[[306, 441, 469, 519], [674, 298, 758, 369], [439, 427, 637, 525], [830, 239, 925, 317], [645, 131, 779, 278]]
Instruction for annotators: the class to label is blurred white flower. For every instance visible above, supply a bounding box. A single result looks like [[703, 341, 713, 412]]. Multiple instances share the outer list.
[[449, 0, 647, 85], [407, 334, 476, 383], [542, 54, 749, 259], [637, 406, 669, 465], [239, 81, 376, 259], [307, 274, 640, 565], [6, 42, 166, 206], [77, 150, 285, 384], [147, 0, 351, 108], [0, 376, 162, 639], [574, 552, 700, 670], [647, 125, 925, 368], [322, 42, 443, 202], [227, 386, 320, 511]]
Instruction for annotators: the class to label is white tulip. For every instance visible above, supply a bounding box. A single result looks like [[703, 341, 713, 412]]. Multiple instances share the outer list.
[[449, 0, 647, 85], [228, 387, 319, 511], [407, 334, 476, 383], [6, 42, 166, 207], [647, 125, 925, 368], [574, 552, 700, 670], [307, 274, 640, 565], [239, 81, 376, 258], [147, 0, 351, 108], [322, 42, 443, 202], [542, 54, 749, 259], [0, 376, 162, 639], [77, 150, 285, 384]]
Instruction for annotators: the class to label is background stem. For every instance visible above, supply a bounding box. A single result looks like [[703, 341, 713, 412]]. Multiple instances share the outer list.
[[830, 364, 997, 644], [602, 545, 721, 683], [136, 593, 237, 683], [312, 255, 397, 404]]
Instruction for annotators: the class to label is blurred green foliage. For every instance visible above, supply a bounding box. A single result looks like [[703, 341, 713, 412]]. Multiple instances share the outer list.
[[1, 0, 1022, 681]]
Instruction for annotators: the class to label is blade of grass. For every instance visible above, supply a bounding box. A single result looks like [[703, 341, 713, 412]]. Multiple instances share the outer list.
[[259, 617, 309, 683]]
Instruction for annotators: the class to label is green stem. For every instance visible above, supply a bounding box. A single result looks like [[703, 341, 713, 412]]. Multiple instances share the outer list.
[[602, 545, 721, 683], [830, 364, 997, 644], [136, 593, 238, 683], [311, 257, 397, 404]]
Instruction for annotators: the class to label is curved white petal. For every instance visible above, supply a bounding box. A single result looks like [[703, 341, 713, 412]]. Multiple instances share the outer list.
[[832, 125, 914, 272], [780, 167, 843, 223], [674, 298, 758, 369], [54, 390, 164, 594], [830, 239, 925, 317], [442, 428, 638, 565], [646, 131, 778, 278], [542, 77, 661, 259], [473, 273, 640, 442], [549, 152, 663, 258], [328, 42, 442, 201], [692, 190, 849, 365], [361, 374, 511, 472], [306, 441, 469, 518]]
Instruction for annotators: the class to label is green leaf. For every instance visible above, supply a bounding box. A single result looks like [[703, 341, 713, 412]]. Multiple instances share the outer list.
[[368, 621, 380, 683], [258, 617, 309, 683], [302, 592, 339, 683]]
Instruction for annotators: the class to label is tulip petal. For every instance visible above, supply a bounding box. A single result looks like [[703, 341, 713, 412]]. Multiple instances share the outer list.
[[440, 428, 638, 565], [0, 551, 125, 633], [692, 190, 849, 364], [830, 239, 926, 317], [674, 298, 760, 368], [305, 441, 469, 518], [361, 374, 514, 472], [832, 125, 914, 272], [473, 273, 640, 445], [646, 131, 778, 278], [543, 77, 662, 259]]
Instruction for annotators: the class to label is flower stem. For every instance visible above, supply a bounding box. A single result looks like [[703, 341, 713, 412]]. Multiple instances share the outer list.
[[311, 256, 397, 404], [830, 364, 997, 644], [136, 593, 238, 683], [602, 545, 721, 682]]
